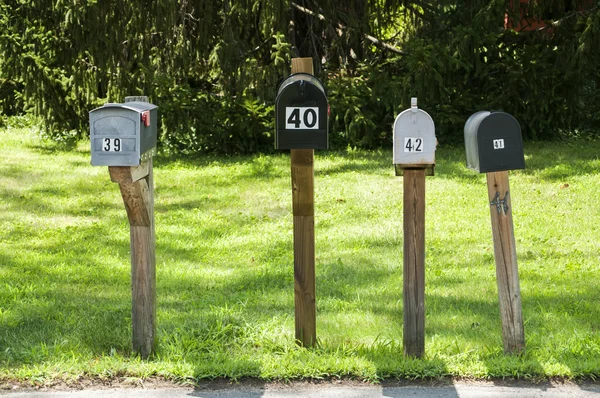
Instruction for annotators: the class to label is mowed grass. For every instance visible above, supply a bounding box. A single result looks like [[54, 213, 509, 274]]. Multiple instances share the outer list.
[[1, 124, 599, 382]]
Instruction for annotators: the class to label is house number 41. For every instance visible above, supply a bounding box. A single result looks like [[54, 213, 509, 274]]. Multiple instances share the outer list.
[[493, 139, 505, 149]]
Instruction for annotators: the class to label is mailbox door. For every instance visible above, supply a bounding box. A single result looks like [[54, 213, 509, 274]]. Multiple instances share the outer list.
[[464, 111, 490, 172], [90, 107, 141, 166], [477, 112, 525, 173], [393, 108, 435, 166], [275, 74, 328, 149]]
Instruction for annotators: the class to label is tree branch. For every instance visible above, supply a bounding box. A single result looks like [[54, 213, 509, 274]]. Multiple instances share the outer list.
[[290, 2, 407, 55]]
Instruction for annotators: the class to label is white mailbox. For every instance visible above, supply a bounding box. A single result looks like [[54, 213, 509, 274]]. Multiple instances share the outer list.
[[393, 98, 436, 175]]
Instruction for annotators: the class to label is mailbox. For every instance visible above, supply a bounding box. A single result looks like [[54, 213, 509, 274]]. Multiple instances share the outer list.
[[464, 111, 525, 173], [275, 73, 328, 149], [393, 98, 436, 175], [89, 101, 158, 166]]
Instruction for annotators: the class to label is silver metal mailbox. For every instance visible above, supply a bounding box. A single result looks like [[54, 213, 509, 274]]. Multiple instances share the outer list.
[[89, 101, 158, 166], [393, 98, 436, 175]]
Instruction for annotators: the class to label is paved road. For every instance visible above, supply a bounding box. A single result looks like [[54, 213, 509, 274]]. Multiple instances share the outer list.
[[3, 381, 600, 398]]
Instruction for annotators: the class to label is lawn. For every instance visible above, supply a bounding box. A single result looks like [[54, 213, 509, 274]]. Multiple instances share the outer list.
[[0, 121, 599, 383]]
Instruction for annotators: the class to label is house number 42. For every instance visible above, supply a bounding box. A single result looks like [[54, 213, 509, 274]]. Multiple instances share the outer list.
[[404, 137, 423, 153]]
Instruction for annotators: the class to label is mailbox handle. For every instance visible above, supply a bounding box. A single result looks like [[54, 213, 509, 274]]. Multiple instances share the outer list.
[[411, 97, 418, 123], [276, 73, 327, 95]]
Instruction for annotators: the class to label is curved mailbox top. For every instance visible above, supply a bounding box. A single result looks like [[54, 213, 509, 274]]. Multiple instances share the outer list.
[[277, 73, 326, 97], [89, 101, 158, 115], [464, 111, 525, 173], [392, 98, 436, 168], [275, 73, 328, 150]]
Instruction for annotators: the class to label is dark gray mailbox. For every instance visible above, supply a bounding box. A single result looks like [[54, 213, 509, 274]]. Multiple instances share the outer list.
[[89, 101, 158, 166], [464, 111, 525, 173], [275, 73, 328, 149]]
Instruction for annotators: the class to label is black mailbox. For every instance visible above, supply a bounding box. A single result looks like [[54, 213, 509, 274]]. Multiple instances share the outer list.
[[464, 111, 525, 173], [275, 73, 328, 149]]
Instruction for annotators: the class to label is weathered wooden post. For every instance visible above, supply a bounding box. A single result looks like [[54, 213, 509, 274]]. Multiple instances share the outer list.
[[393, 98, 436, 358], [464, 111, 526, 354], [89, 96, 158, 358], [275, 58, 328, 347]]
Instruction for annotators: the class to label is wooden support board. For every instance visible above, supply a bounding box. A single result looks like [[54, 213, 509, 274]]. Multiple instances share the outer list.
[[290, 57, 317, 347], [486, 171, 525, 354], [108, 96, 156, 359], [402, 168, 426, 358]]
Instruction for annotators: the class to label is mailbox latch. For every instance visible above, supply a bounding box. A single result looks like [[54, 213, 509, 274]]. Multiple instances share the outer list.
[[490, 191, 509, 215]]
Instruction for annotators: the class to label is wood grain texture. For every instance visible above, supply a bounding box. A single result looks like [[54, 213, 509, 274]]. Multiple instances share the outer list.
[[395, 164, 435, 177], [290, 58, 316, 347], [291, 58, 314, 74], [109, 161, 150, 183], [291, 149, 315, 217], [109, 96, 156, 359], [486, 171, 525, 354], [129, 160, 156, 359], [403, 168, 426, 358], [293, 215, 316, 346], [114, 177, 151, 227]]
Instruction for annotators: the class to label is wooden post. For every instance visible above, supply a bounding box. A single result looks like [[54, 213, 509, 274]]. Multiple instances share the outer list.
[[108, 96, 156, 359], [403, 168, 426, 358], [290, 57, 316, 347], [486, 171, 524, 354]]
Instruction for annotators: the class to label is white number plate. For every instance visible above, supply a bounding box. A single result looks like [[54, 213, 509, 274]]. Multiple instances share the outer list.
[[404, 137, 424, 153], [285, 107, 319, 130], [102, 138, 122, 152], [493, 139, 505, 149]]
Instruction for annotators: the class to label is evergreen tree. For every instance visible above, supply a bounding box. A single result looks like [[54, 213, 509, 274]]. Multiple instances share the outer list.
[[0, 1, 598, 151]]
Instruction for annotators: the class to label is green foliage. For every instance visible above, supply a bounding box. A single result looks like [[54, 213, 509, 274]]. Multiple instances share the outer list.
[[326, 1, 600, 145], [0, 1, 599, 152], [153, 78, 274, 155], [0, 78, 23, 121], [0, 0, 288, 152], [328, 71, 383, 149]]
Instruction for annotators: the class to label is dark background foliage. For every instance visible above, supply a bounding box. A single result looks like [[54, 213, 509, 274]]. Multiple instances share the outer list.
[[1, 0, 599, 152]]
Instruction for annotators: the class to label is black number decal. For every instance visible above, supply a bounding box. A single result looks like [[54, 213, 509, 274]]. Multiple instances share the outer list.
[[404, 137, 424, 153], [303, 108, 317, 128], [102, 138, 122, 152], [415, 138, 423, 152], [287, 108, 301, 128]]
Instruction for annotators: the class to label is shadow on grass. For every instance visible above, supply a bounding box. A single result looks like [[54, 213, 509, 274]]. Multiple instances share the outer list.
[[312, 223, 599, 377], [23, 136, 600, 182], [0, 166, 125, 217], [0, 252, 133, 363], [26, 141, 81, 154], [2, 208, 599, 378], [437, 141, 600, 183], [2, 138, 600, 379]]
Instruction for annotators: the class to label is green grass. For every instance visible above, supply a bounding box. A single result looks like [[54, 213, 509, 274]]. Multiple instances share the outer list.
[[1, 124, 599, 383]]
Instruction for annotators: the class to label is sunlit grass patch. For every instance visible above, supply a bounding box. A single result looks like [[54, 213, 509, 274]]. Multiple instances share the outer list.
[[1, 127, 600, 382]]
